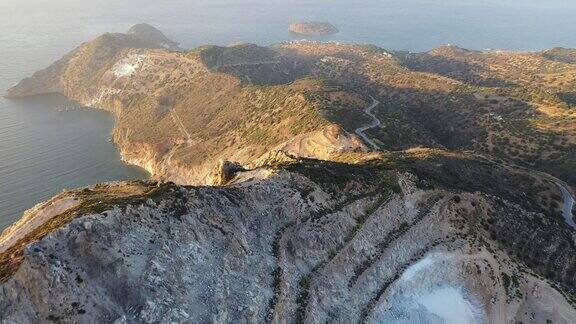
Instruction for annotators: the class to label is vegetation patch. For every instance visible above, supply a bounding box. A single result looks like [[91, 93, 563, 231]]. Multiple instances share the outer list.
[[284, 157, 398, 195], [395, 149, 562, 216]]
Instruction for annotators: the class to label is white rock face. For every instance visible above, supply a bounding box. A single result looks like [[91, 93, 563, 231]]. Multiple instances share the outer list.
[[419, 287, 479, 323], [0, 171, 575, 323], [372, 252, 484, 323], [111, 54, 148, 77]]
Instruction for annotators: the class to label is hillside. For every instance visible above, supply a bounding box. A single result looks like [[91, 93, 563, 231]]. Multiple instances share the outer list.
[[0, 154, 575, 322], [7, 26, 575, 187], [2, 25, 576, 322], [6, 26, 369, 185], [278, 42, 576, 186]]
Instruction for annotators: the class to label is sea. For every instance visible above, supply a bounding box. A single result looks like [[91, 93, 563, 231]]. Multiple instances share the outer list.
[[1, 0, 575, 230]]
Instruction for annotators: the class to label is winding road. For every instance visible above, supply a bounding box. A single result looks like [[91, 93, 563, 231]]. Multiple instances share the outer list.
[[352, 97, 576, 231], [555, 181, 576, 229], [355, 96, 382, 150]]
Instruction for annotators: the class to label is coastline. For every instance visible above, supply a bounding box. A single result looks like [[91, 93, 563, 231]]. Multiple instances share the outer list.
[[0, 94, 150, 230]]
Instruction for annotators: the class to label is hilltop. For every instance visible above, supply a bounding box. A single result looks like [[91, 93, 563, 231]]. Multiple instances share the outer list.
[[127, 23, 181, 51], [2, 25, 576, 322]]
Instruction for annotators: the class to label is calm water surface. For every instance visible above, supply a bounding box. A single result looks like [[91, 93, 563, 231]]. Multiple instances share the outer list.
[[0, 96, 149, 230], [1, 0, 575, 229]]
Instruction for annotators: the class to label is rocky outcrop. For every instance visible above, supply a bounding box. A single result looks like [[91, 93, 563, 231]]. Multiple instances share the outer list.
[[127, 23, 180, 51], [253, 124, 368, 167], [0, 159, 575, 323], [289, 22, 339, 36], [208, 159, 245, 186]]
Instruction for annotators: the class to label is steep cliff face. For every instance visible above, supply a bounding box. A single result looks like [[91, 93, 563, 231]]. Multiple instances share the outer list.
[[0, 158, 574, 323]]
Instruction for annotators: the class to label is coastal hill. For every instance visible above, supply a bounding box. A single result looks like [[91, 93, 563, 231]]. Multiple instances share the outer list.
[[1, 25, 576, 322], [5, 25, 371, 185], [7, 29, 575, 188], [127, 23, 181, 51], [289, 22, 339, 35]]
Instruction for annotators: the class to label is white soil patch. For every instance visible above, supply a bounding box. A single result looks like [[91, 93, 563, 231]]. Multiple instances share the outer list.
[[419, 286, 478, 324], [371, 252, 484, 323], [112, 54, 148, 77]]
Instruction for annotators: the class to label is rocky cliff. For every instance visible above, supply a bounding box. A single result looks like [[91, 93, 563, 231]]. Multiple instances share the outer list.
[[0, 155, 575, 323]]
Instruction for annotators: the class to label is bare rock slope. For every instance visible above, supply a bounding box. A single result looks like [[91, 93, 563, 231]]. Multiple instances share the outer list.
[[1, 154, 576, 323]]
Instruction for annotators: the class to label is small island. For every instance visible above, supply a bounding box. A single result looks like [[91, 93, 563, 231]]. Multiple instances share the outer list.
[[289, 22, 339, 36]]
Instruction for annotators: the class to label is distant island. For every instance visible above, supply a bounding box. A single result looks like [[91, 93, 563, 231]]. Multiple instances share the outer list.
[[289, 22, 339, 36]]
